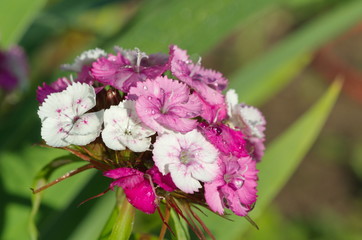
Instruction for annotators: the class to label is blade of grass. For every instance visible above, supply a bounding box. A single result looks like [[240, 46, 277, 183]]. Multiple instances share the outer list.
[[170, 208, 190, 240], [29, 155, 83, 240], [202, 79, 342, 239], [229, 0, 362, 106], [107, 0, 274, 53], [0, 0, 46, 48]]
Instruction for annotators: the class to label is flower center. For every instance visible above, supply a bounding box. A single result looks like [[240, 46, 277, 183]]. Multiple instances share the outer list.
[[179, 149, 194, 164]]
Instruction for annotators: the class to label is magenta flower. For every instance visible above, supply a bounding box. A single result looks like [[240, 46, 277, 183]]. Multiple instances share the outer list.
[[0, 46, 28, 91], [128, 76, 202, 134], [204, 155, 258, 216], [36, 77, 71, 104], [91, 48, 168, 92], [198, 122, 248, 158], [104, 167, 158, 214], [146, 166, 177, 192], [195, 92, 227, 123], [169, 45, 227, 108]]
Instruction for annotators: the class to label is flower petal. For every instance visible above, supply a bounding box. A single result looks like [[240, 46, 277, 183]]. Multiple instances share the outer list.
[[65, 110, 103, 146], [204, 179, 225, 215], [123, 180, 157, 214]]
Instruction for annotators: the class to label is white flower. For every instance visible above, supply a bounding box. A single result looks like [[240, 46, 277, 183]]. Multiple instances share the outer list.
[[225, 88, 238, 117], [152, 130, 219, 194], [226, 89, 266, 138], [61, 48, 107, 72], [102, 100, 155, 152], [38, 82, 103, 147]]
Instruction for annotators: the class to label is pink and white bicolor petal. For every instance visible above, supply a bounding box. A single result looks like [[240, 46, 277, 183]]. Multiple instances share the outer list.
[[204, 178, 225, 214], [62, 48, 106, 72], [152, 130, 219, 193]]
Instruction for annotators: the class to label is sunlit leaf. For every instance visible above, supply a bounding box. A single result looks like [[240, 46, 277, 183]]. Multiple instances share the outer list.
[[29, 155, 86, 240], [0, 0, 46, 48], [170, 208, 190, 240], [109, 0, 274, 53], [229, 0, 362, 106]]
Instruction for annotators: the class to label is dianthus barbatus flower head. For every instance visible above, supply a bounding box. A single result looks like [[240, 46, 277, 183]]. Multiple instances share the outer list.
[[34, 44, 267, 239]]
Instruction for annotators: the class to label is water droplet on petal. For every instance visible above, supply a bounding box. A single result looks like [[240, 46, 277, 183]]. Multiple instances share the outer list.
[[212, 126, 222, 135], [232, 179, 244, 189], [143, 86, 148, 90], [147, 96, 152, 100]]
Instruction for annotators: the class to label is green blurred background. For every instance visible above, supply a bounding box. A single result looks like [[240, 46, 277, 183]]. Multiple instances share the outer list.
[[0, 0, 362, 239]]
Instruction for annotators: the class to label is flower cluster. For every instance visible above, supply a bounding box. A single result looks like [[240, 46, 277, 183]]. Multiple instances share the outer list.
[[36, 45, 266, 236]]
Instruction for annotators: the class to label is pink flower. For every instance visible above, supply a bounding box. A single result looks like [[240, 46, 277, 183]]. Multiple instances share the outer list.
[[128, 76, 202, 134], [104, 167, 158, 214], [204, 155, 258, 216], [91, 48, 168, 92], [169, 45, 227, 107], [152, 130, 219, 194], [195, 92, 227, 123], [198, 122, 248, 158]]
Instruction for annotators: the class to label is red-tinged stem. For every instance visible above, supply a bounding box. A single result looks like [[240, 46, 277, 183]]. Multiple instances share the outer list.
[[80, 146, 101, 161], [168, 197, 200, 239], [158, 205, 171, 240], [32, 164, 94, 194], [181, 203, 204, 240], [187, 205, 215, 240], [63, 147, 110, 171], [78, 188, 111, 207]]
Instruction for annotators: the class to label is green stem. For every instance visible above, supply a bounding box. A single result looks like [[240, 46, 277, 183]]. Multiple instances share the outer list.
[[98, 189, 135, 240]]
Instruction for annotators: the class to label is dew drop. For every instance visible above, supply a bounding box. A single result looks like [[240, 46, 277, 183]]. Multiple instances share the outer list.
[[147, 96, 152, 100], [212, 126, 222, 135], [143, 86, 148, 90]]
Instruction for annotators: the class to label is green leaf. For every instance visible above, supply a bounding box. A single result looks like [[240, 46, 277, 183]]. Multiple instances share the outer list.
[[170, 208, 190, 240], [29, 155, 83, 240], [202, 80, 342, 239], [255, 79, 342, 218], [0, 146, 94, 240], [108, 0, 274, 53], [98, 189, 135, 240], [229, 0, 362, 106], [0, 0, 46, 48]]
